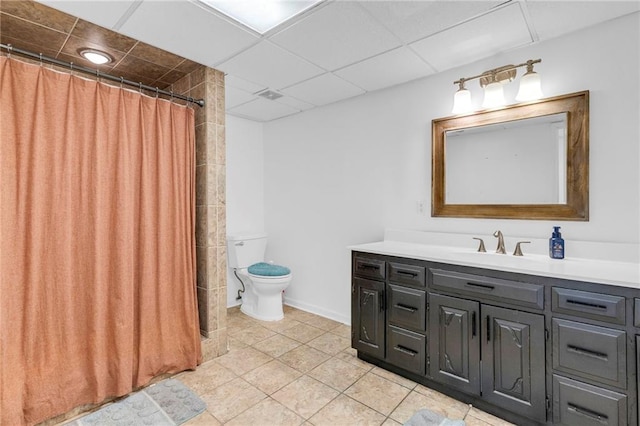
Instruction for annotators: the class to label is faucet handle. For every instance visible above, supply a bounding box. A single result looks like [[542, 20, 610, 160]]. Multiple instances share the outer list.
[[472, 237, 486, 253], [513, 241, 531, 256]]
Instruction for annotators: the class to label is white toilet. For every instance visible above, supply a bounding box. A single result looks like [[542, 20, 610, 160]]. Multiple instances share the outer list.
[[227, 233, 292, 321]]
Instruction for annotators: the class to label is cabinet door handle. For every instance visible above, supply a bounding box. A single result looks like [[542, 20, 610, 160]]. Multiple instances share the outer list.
[[566, 299, 607, 310], [567, 403, 608, 422], [394, 345, 417, 357], [472, 312, 477, 337], [394, 303, 417, 313], [397, 270, 418, 277], [486, 315, 491, 342], [567, 345, 608, 361], [465, 282, 495, 291]]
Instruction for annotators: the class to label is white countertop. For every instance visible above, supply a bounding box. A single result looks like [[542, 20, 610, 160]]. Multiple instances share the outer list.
[[349, 240, 640, 289]]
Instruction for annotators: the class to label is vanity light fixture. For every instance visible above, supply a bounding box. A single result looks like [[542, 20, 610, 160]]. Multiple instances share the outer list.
[[79, 49, 112, 65], [452, 59, 542, 114]]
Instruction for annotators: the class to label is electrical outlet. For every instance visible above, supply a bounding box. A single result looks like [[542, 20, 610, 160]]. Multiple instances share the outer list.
[[417, 200, 425, 214]]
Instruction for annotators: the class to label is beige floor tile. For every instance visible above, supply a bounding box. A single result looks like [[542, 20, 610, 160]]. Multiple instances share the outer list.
[[412, 385, 470, 420], [227, 312, 256, 330], [307, 394, 386, 426], [252, 333, 301, 358], [278, 345, 331, 373], [307, 332, 351, 356], [280, 323, 326, 343], [229, 324, 277, 345], [199, 378, 266, 423], [329, 324, 351, 339], [178, 361, 237, 395], [344, 372, 411, 416], [464, 416, 493, 426], [215, 346, 272, 375], [334, 348, 375, 371], [466, 407, 515, 426], [182, 411, 222, 425], [381, 418, 402, 426], [227, 335, 248, 351], [225, 397, 304, 426], [260, 317, 304, 333], [308, 357, 369, 392], [272, 375, 340, 419], [283, 308, 321, 324], [389, 390, 437, 423], [242, 360, 302, 395], [371, 366, 417, 390], [301, 315, 342, 332]]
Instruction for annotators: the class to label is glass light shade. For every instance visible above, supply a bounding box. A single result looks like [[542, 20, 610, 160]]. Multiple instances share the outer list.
[[516, 71, 543, 101], [80, 50, 111, 65], [482, 82, 505, 109], [451, 88, 472, 114]]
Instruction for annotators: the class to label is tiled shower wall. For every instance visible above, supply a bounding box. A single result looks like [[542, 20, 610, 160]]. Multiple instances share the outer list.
[[171, 65, 228, 361]]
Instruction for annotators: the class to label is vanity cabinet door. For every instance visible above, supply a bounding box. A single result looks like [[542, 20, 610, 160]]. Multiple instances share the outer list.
[[428, 293, 480, 395], [352, 277, 385, 358], [482, 305, 547, 423]]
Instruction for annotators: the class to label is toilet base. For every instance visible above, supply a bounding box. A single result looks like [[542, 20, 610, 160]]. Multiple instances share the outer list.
[[241, 299, 284, 322]]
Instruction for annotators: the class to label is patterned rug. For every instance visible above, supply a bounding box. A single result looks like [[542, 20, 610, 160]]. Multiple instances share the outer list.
[[68, 378, 206, 426], [404, 408, 466, 426]]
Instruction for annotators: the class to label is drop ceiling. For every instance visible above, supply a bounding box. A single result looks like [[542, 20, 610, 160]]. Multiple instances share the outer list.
[[5, 0, 640, 122]]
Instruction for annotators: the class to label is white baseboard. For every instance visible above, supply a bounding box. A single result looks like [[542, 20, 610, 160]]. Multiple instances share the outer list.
[[283, 297, 350, 325]]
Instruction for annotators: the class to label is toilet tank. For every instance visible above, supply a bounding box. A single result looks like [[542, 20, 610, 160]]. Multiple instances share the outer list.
[[227, 233, 267, 269]]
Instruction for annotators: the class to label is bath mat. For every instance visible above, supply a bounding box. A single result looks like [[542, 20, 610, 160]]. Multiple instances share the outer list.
[[404, 408, 466, 426], [68, 378, 206, 426]]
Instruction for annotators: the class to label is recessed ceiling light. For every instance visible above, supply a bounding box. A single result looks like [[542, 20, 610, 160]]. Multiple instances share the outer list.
[[79, 49, 112, 65], [200, 0, 324, 34]]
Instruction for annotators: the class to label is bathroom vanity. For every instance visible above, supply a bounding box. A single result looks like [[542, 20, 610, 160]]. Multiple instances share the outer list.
[[350, 235, 640, 425]]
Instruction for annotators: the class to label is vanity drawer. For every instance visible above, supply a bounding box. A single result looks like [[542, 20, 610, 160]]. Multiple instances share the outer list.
[[388, 284, 426, 332], [552, 288, 625, 325], [552, 319, 626, 389], [429, 268, 543, 310], [387, 325, 426, 375], [353, 256, 385, 281], [553, 375, 627, 426], [634, 298, 640, 327], [388, 262, 426, 288]]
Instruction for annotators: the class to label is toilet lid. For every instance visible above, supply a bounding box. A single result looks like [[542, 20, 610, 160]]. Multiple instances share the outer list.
[[248, 262, 291, 277]]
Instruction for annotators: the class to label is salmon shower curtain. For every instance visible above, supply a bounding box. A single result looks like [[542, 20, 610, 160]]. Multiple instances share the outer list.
[[0, 57, 201, 425]]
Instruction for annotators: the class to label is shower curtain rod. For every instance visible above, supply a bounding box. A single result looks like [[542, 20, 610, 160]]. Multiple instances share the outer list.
[[0, 43, 205, 107]]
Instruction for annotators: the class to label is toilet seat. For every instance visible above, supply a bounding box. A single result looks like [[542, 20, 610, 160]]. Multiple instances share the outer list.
[[248, 262, 291, 277]]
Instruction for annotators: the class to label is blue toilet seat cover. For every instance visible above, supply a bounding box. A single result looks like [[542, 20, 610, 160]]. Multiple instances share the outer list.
[[248, 262, 291, 277]]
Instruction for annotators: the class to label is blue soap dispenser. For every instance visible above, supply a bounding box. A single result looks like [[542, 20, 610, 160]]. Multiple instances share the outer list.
[[549, 226, 565, 259]]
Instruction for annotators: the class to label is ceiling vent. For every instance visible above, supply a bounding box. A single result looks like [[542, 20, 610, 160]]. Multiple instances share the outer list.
[[256, 89, 283, 101]]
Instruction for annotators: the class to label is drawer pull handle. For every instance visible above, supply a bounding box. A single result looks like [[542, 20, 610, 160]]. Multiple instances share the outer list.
[[567, 403, 608, 422], [394, 345, 417, 357], [397, 270, 418, 277], [465, 282, 495, 291], [472, 312, 477, 337], [566, 299, 607, 310], [567, 345, 608, 361], [359, 263, 380, 271], [395, 303, 418, 313]]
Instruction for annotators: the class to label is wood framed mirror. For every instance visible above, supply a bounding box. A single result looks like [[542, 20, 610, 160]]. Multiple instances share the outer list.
[[432, 91, 589, 220]]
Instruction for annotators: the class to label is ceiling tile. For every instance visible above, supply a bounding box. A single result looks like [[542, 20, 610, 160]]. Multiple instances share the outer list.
[[410, 3, 532, 72], [226, 86, 257, 109], [3, 0, 77, 33], [335, 47, 436, 92], [228, 98, 300, 122], [281, 73, 366, 107], [216, 41, 324, 90], [0, 12, 68, 52], [36, 0, 137, 29], [360, 0, 503, 44], [270, 1, 401, 71], [118, 0, 259, 67], [525, 1, 640, 40], [71, 19, 138, 53], [225, 75, 266, 94], [274, 96, 315, 111]]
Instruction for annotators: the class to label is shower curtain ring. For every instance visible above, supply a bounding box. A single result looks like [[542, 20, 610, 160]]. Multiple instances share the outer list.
[[7, 44, 12, 58], [96, 69, 100, 82], [156, 87, 159, 98], [139, 82, 142, 93], [120, 77, 124, 89], [39, 52, 43, 66]]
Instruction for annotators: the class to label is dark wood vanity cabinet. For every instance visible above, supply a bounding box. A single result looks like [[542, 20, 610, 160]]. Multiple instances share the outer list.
[[351, 251, 640, 426]]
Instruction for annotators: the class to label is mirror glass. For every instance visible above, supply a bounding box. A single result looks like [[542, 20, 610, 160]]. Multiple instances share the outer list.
[[445, 113, 567, 205], [432, 91, 589, 220]]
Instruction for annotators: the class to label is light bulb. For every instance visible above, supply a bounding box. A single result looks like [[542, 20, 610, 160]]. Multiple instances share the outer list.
[[516, 71, 543, 101], [452, 88, 472, 114], [482, 81, 505, 109]]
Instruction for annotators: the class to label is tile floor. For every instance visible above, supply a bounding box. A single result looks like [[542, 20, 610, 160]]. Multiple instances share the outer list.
[[177, 306, 515, 426]]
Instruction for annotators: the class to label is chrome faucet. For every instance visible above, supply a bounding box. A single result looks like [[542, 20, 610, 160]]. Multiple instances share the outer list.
[[493, 230, 506, 254]]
